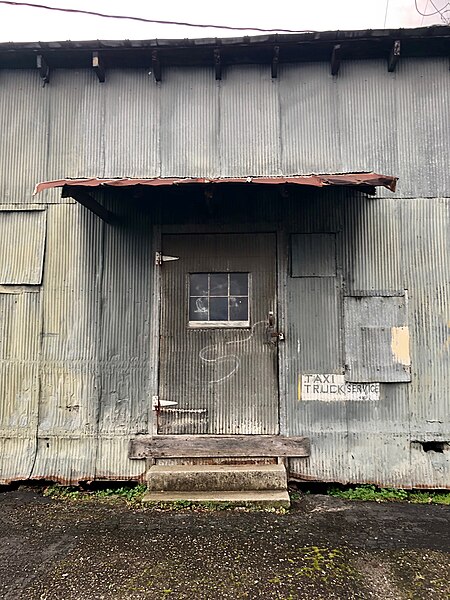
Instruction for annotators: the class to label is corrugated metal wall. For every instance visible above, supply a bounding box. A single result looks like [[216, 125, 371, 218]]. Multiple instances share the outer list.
[[0, 57, 449, 485], [286, 191, 449, 488], [2, 58, 449, 203]]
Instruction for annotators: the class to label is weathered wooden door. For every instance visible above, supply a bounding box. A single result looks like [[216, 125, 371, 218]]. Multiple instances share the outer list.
[[157, 233, 279, 435]]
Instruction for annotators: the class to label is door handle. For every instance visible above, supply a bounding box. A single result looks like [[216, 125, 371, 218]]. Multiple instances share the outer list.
[[266, 311, 284, 343]]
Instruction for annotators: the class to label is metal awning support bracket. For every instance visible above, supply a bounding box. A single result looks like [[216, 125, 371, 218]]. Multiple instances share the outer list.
[[62, 185, 118, 224]]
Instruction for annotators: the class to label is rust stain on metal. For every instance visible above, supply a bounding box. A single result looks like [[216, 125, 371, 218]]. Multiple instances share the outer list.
[[34, 172, 398, 195]]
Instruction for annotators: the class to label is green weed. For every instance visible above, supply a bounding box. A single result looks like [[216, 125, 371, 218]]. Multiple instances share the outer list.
[[326, 485, 450, 505], [43, 483, 147, 504]]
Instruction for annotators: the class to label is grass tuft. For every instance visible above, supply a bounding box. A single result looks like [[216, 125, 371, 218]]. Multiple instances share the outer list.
[[324, 485, 450, 505]]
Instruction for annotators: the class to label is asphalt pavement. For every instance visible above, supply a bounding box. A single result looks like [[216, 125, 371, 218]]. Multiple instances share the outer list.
[[0, 487, 449, 599]]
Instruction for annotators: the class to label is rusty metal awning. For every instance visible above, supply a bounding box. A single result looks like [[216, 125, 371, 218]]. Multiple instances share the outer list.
[[34, 172, 397, 195], [34, 173, 398, 224]]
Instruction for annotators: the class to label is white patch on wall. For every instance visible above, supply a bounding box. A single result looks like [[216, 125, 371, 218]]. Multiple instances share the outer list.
[[299, 374, 380, 401]]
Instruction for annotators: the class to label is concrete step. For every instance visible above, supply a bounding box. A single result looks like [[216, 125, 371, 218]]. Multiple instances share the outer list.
[[146, 463, 287, 492], [142, 490, 290, 508]]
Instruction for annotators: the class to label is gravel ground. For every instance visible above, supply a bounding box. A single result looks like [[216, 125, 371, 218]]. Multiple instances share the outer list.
[[0, 487, 449, 599]]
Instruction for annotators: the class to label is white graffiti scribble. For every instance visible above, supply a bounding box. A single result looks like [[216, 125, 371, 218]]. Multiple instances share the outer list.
[[199, 320, 266, 384], [194, 297, 208, 315]]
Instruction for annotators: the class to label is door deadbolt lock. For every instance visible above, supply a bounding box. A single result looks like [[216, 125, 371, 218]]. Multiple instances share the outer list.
[[266, 311, 284, 343]]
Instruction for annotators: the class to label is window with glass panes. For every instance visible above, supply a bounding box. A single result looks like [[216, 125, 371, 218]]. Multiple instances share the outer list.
[[188, 273, 250, 327]]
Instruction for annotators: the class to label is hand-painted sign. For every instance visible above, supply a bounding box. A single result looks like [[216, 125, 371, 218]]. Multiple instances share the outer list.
[[299, 374, 380, 401]]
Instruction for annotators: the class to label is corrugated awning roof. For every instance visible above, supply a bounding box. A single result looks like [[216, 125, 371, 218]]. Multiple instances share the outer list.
[[34, 172, 398, 195]]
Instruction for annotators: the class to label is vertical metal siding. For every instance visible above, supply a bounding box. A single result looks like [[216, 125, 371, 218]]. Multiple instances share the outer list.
[[0, 59, 449, 485], [0, 320, 40, 481], [336, 60, 399, 179], [98, 200, 153, 439], [400, 198, 450, 487], [219, 65, 281, 177], [0, 209, 46, 284], [0, 70, 48, 204], [103, 70, 160, 178], [160, 67, 219, 178], [46, 70, 105, 181], [279, 62, 342, 175], [344, 296, 411, 382], [342, 196, 404, 294], [1, 60, 449, 198], [393, 59, 450, 199], [287, 277, 342, 376], [158, 233, 279, 435]]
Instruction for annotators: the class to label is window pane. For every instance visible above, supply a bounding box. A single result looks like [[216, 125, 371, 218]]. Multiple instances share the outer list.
[[190, 273, 208, 296], [229, 297, 248, 321], [210, 273, 228, 296], [189, 297, 209, 321], [209, 297, 228, 321], [230, 273, 248, 296]]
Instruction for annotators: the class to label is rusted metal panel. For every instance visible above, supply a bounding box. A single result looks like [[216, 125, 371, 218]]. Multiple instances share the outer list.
[[0, 209, 46, 284], [34, 172, 398, 195], [291, 233, 336, 277]]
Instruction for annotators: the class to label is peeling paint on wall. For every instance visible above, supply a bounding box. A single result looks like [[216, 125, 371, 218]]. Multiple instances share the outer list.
[[391, 326, 411, 366]]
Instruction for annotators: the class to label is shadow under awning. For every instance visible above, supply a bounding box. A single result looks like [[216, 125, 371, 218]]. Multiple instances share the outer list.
[[33, 172, 398, 224]]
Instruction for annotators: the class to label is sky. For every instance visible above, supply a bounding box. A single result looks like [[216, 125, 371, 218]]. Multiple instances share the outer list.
[[0, 0, 447, 42]]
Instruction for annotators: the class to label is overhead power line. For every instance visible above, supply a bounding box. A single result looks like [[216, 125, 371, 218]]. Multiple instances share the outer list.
[[0, 1, 317, 34], [430, 0, 450, 21], [414, 0, 450, 21]]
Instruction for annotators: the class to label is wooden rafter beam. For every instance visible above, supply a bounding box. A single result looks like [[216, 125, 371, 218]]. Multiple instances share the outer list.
[[92, 51, 105, 83], [36, 54, 49, 85], [271, 45, 280, 78], [331, 44, 341, 76], [62, 186, 117, 224], [388, 40, 401, 72], [152, 49, 161, 82], [214, 48, 222, 80]]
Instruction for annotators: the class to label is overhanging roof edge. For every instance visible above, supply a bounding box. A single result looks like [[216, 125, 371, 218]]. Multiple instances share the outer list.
[[34, 173, 398, 195]]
